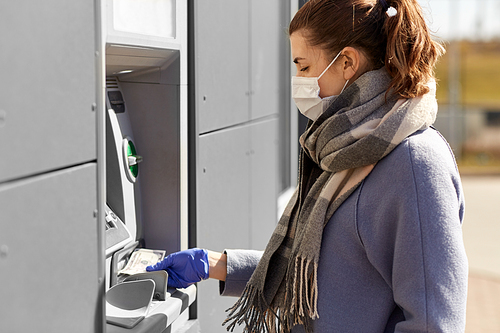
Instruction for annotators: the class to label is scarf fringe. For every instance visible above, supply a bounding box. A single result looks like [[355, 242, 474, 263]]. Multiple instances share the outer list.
[[223, 256, 319, 333], [223, 284, 278, 333], [290, 256, 319, 325]]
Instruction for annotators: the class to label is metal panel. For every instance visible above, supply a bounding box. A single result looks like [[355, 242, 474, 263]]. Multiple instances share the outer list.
[[195, 1, 250, 134], [0, 163, 99, 333], [250, 0, 282, 120], [119, 80, 181, 254], [197, 125, 251, 251], [250, 118, 279, 249], [0, 0, 96, 183]]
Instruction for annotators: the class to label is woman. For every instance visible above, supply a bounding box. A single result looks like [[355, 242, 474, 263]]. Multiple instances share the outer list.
[[148, 0, 468, 332]]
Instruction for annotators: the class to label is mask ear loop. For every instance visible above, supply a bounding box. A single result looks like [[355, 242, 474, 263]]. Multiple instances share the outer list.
[[340, 79, 349, 94], [319, 50, 350, 95], [318, 50, 344, 79]]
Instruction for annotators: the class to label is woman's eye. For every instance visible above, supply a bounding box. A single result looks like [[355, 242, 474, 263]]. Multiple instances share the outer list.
[[300, 67, 309, 72]]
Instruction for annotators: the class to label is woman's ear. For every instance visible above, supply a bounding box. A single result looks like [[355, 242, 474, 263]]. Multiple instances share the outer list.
[[340, 47, 362, 81]]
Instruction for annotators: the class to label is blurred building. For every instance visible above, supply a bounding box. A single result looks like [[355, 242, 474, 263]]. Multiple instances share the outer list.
[[434, 40, 500, 173]]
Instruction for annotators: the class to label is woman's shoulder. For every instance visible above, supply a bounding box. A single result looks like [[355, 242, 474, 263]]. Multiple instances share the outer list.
[[362, 126, 462, 201], [378, 126, 459, 179], [355, 126, 465, 241], [402, 126, 455, 158]]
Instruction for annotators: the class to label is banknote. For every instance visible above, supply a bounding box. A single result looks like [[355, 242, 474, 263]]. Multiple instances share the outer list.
[[118, 248, 166, 276]]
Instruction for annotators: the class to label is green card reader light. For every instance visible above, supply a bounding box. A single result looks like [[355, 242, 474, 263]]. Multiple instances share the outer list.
[[123, 137, 142, 183]]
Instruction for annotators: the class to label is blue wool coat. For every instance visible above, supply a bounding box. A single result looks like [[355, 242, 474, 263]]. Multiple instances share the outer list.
[[220, 127, 468, 332]]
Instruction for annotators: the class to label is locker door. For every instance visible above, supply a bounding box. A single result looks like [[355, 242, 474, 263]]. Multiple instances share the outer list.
[[197, 125, 252, 250], [0, 163, 99, 333], [250, 0, 282, 120], [0, 0, 96, 183], [195, 1, 250, 133], [250, 118, 279, 249]]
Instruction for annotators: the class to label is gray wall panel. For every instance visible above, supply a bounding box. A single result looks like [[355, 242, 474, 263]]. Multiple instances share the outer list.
[[0, 0, 96, 183], [250, 118, 279, 250], [250, 1, 282, 120], [197, 125, 251, 251], [195, 1, 250, 134], [0, 163, 99, 333], [195, 0, 283, 134], [197, 279, 242, 333]]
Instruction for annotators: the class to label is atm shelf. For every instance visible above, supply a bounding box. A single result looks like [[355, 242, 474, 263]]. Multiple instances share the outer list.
[[106, 284, 196, 333]]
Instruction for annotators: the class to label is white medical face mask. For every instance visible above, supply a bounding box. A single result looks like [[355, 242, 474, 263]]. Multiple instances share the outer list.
[[292, 50, 349, 121]]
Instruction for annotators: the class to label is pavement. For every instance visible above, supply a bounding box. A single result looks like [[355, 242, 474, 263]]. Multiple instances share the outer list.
[[461, 175, 500, 332]]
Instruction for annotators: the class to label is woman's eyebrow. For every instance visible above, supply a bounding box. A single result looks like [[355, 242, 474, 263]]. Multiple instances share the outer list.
[[293, 57, 305, 64]]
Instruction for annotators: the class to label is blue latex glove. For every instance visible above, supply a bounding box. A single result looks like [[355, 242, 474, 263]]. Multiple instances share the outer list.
[[146, 248, 209, 289]]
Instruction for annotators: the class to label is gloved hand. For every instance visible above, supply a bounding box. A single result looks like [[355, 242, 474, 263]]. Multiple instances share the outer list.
[[146, 248, 209, 289]]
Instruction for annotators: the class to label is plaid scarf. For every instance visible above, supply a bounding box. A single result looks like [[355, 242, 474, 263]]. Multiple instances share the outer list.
[[223, 67, 437, 333]]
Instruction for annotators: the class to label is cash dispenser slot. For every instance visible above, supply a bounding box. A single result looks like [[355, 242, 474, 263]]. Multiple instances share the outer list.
[[104, 44, 194, 332]]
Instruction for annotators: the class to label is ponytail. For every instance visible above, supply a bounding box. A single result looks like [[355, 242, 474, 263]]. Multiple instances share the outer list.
[[289, 0, 445, 99], [383, 0, 445, 98]]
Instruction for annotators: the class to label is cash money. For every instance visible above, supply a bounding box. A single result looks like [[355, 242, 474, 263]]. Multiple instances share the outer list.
[[118, 248, 166, 276]]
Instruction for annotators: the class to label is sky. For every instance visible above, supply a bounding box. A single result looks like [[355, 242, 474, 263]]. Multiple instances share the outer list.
[[418, 0, 500, 41]]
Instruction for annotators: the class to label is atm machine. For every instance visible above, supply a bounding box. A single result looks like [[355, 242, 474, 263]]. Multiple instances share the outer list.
[[100, 1, 196, 332]]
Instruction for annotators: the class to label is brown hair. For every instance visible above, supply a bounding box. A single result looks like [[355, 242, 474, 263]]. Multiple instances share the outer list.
[[289, 0, 445, 98]]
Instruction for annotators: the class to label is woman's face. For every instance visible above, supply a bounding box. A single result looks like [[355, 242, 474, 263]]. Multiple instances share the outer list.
[[290, 31, 348, 98]]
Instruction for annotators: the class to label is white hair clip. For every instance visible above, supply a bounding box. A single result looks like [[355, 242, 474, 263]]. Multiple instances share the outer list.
[[386, 6, 397, 17]]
